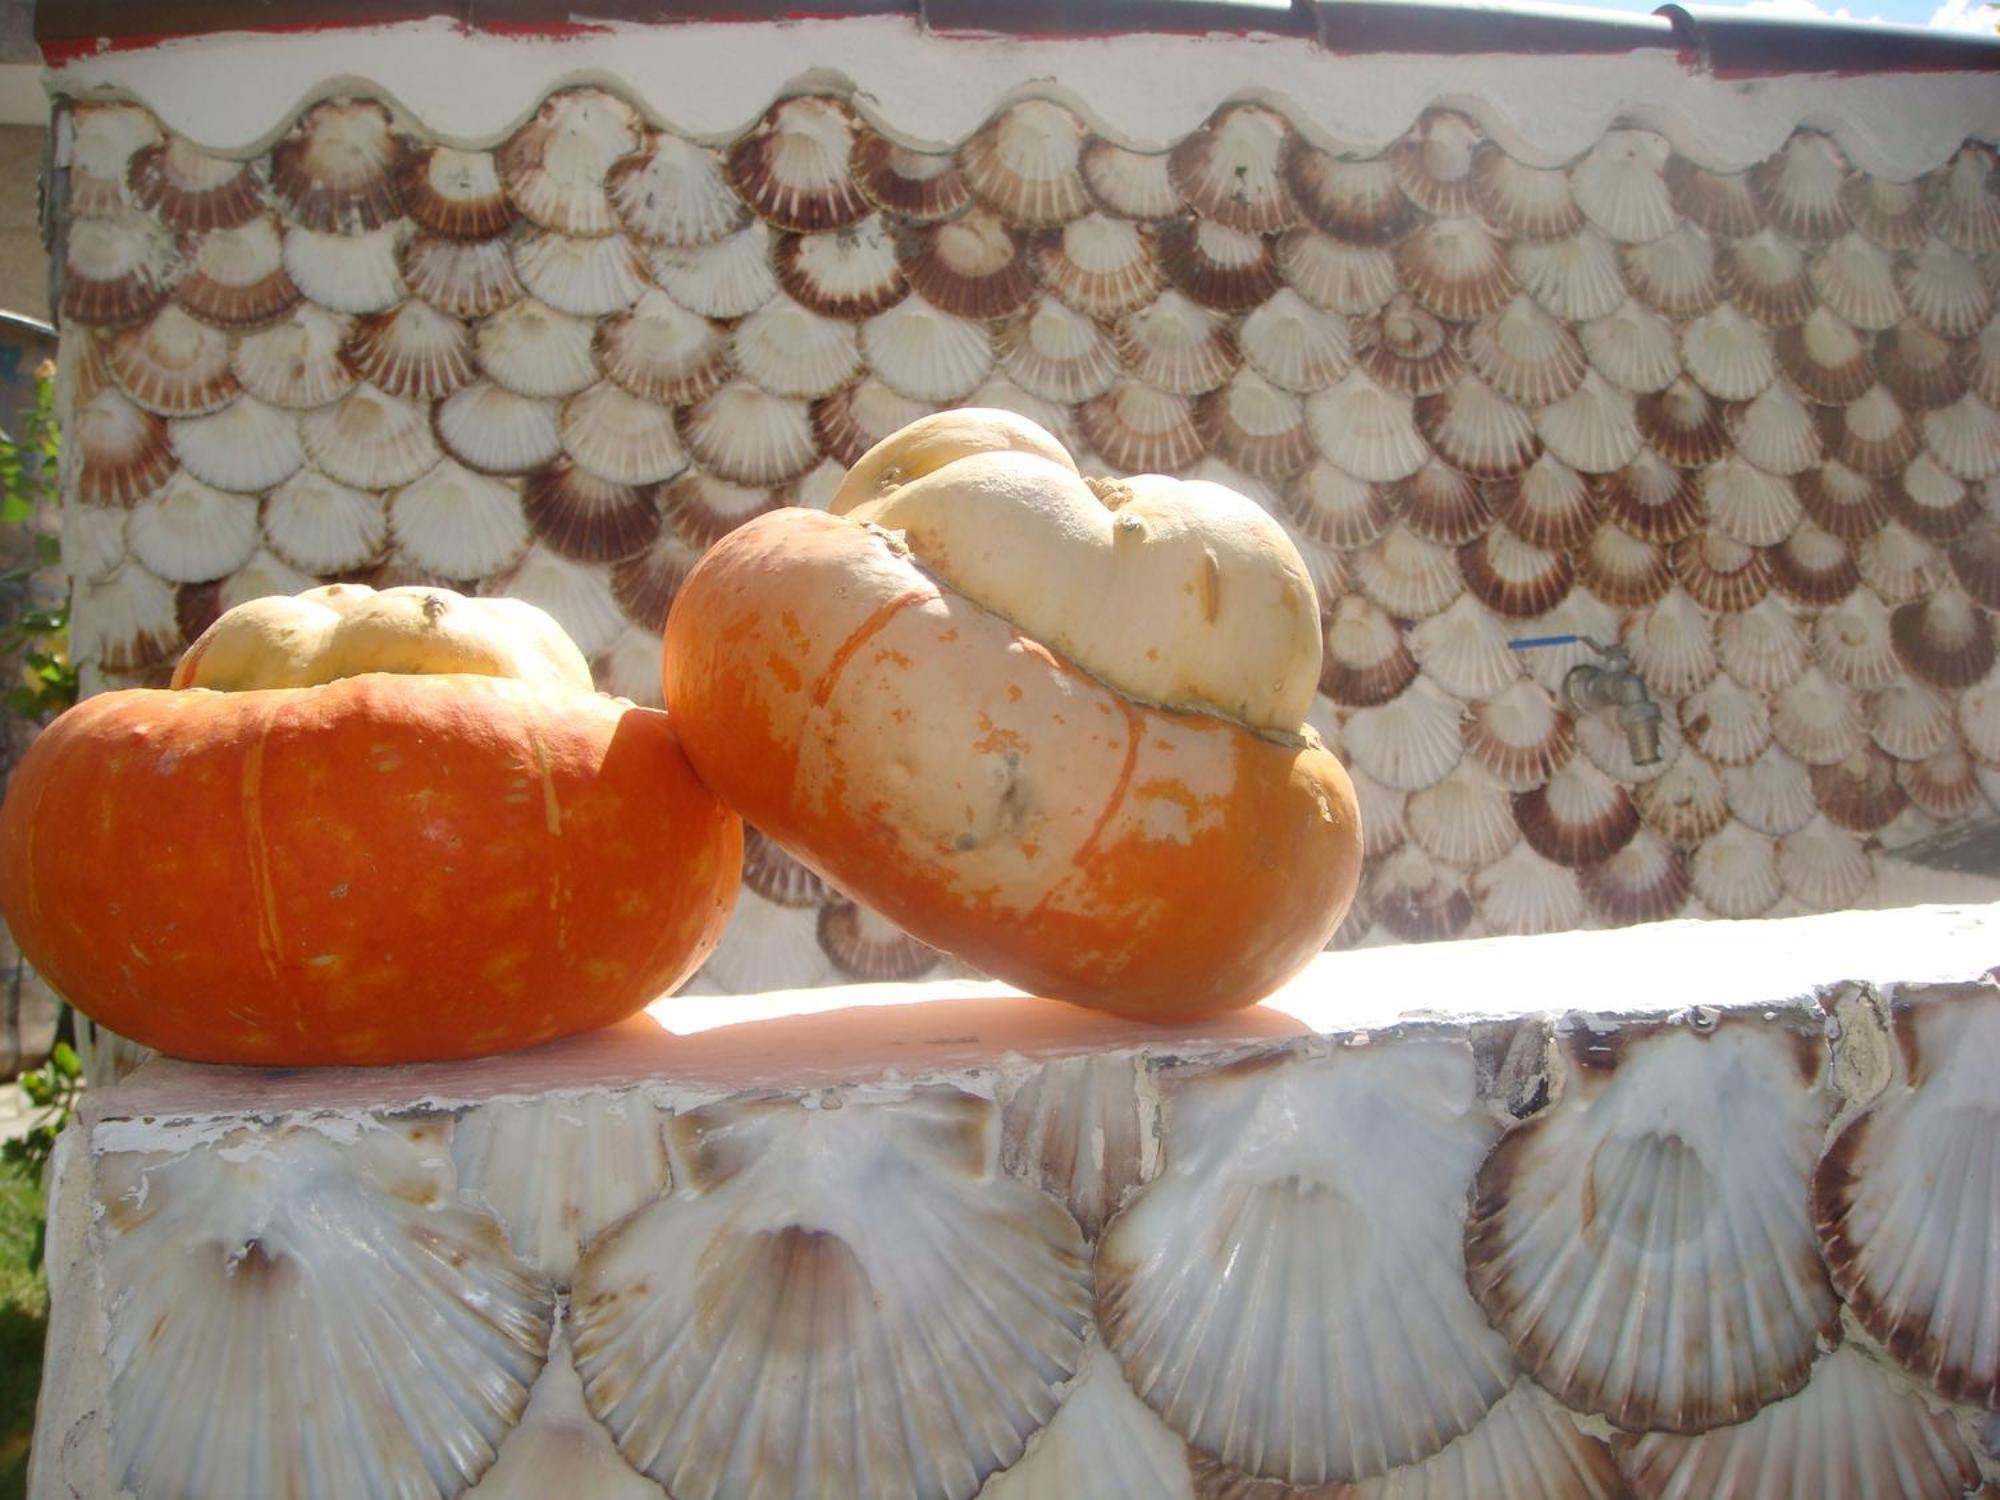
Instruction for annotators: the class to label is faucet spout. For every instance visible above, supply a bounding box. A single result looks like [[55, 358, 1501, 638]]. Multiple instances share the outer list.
[[1561, 655, 1665, 766]]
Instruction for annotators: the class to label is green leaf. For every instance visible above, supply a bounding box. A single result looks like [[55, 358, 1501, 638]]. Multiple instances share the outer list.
[[51, 1043, 79, 1080]]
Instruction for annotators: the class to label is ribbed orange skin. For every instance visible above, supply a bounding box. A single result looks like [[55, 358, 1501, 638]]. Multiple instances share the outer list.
[[0, 676, 741, 1065], [664, 508, 1363, 1021]]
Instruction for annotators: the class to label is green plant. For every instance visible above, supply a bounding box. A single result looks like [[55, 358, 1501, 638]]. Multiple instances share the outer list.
[[0, 367, 71, 723], [1, 1040, 78, 1273]]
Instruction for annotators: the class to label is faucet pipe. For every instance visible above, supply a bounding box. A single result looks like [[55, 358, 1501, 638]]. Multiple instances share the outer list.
[[1506, 633, 1665, 767]]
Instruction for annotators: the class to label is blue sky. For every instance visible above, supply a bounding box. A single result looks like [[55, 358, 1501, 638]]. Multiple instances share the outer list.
[[1566, 0, 1993, 30]]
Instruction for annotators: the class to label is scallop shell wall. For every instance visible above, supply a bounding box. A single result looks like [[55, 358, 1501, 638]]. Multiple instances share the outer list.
[[28, 907, 2000, 1499], [47, 87, 2000, 979]]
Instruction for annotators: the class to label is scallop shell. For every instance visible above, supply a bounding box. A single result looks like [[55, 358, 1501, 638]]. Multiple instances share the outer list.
[[62, 210, 181, 328], [1514, 756, 1642, 867], [1636, 379, 1728, 470], [647, 220, 778, 320], [1284, 145, 1419, 246], [435, 380, 563, 476], [1459, 525, 1575, 619], [1278, 229, 1400, 317], [1898, 743, 1985, 819], [1537, 371, 1642, 475], [1769, 666, 1867, 766], [901, 207, 1036, 320], [1409, 601, 1520, 708], [1283, 461, 1395, 549], [610, 530, 705, 633], [1473, 842, 1588, 936], [1811, 743, 1908, 833], [1949, 514, 2000, 608], [1578, 524, 1673, 609], [1960, 665, 2000, 767], [1577, 829, 1691, 923], [811, 378, 937, 470], [175, 216, 298, 329], [127, 472, 261, 583], [66, 102, 163, 215], [473, 1322, 667, 1500], [737, 825, 829, 910], [169, 395, 303, 494], [396, 145, 512, 241], [1518, 593, 1623, 693], [1343, 676, 1464, 790], [1409, 764, 1521, 867], [61, 492, 129, 588], [999, 1056, 1145, 1244], [1774, 813, 1873, 907], [1616, 1345, 1980, 1500], [1161, 105, 1297, 236], [215, 547, 321, 614], [1570, 128, 1676, 244], [1388, 109, 1485, 218], [1681, 673, 1773, 767], [1922, 392, 2000, 480], [1353, 294, 1462, 398], [261, 469, 389, 574], [1511, 228, 1629, 323], [571, 1089, 1091, 1500], [1306, 369, 1429, 482], [299, 382, 441, 491], [1725, 745, 1819, 837], [1473, 144, 1585, 242], [497, 546, 624, 658], [1579, 297, 1680, 396], [1687, 818, 1784, 918], [1864, 675, 1956, 761], [476, 297, 599, 400], [1681, 303, 1776, 402], [1671, 533, 1771, 614], [852, 133, 971, 222], [1462, 679, 1575, 791], [1814, 588, 1900, 690], [1344, 762, 1409, 860], [1634, 751, 1729, 847], [512, 231, 650, 320], [1801, 456, 1897, 544], [1035, 214, 1163, 320], [819, 898, 942, 982], [1623, 225, 1720, 321], [694, 889, 837, 994], [521, 459, 662, 563], [1705, 455, 1803, 547], [1926, 143, 2000, 254], [1810, 233, 1907, 332], [280, 222, 408, 317], [1748, 132, 1851, 243], [1468, 1018, 1837, 1430], [1079, 139, 1182, 221], [1720, 228, 1815, 326], [1965, 318, 2000, 408], [107, 303, 237, 417], [1726, 384, 1822, 476], [1876, 321, 1968, 412], [1369, 843, 1477, 942], [659, 468, 785, 548], [268, 99, 403, 233], [1714, 597, 1809, 694], [597, 290, 730, 408], [1100, 1045, 1515, 1484], [1395, 460, 1492, 547], [558, 381, 686, 487], [1116, 291, 1238, 397], [1902, 239, 1991, 340], [1233, 289, 1350, 394], [958, 100, 1091, 227], [1603, 449, 1704, 544], [991, 298, 1117, 407], [1195, 372, 1314, 482], [1417, 374, 1540, 480], [1887, 587, 1994, 693], [674, 382, 816, 486], [1486, 455, 1599, 552], [862, 296, 993, 404], [341, 300, 473, 403], [1158, 218, 1282, 313], [604, 130, 744, 248], [987, 1340, 1193, 1500], [1888, 458, 1979, 555], [70, 561, 182, 673], [402, 233, 524, 321], [1775, 308, 1875, 407], [389, 460, 529, 580], [1862, 520, 1949, 604], [1463, 294, 1586, 407], [1355, 528, 1464, 620], [1622, 587, 1718, 698], [95, 1120, 554, 1500], [1397, 216, 1517, 321], [729, 295, 862, 402], [499, 89, 639, 236], [775, 218, 906, 322], [1077, 382, 1204, 475]]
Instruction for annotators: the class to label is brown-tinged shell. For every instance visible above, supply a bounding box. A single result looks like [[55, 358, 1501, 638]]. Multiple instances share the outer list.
[[900, 207, 1037, 320], [1577, 523, 1673, 609], [299, 382, 441, 492], [957, 100, 1092, 227], [1459, 524, 1575, 618], [1034, 214, 1164, 321], [851, 133, 971, 222], [1167, 103, 1299, 234], [1665, 155, 1764, 239], [267, 99, 404, 233], [1890, 587, 1997, 690], [1396, 216, 1517, 322], [1876, 320, 1969, 411], [1843, 172, 1930, 251], [1391, 109, 1486, 217], [1769, 522, 1860, 608], [73, 389, 176, 506], [1622, 587, 1718, 698], [63, 212, 182, 328], [1634, 750, 1729, 847], [1320, 595, 1418, 708], [495, 89, 639, 237], [1576, 830, 1690, 924], [1464, 293, 1588, 408], [343, 300, 474, 403], [1116, 291, 1239, 397], [1815, 588, 1902, 691], [726, 95, 871, 234], [1078, 382, 1205, 475], [1570, 128, 1677, 244], [605, 130, 746, 248], [774, 218, 907, 322], [1672, 532, 1772, 613], [1624, 225, 1721, 321], [1472, 143, 1585, 241], [597, 290, 730, 408], [107, 304, 238, 417], [1513, 757, 1640, 867], [1488, 454, 1602, 552], [1899, 743, 1985, 819], [1278, 228, 1400, 316], [1284, 143, 1420, 246], [1157, 218, 1283, 313], [396, 145, 513, 241], [609, 529, 704, 633], [1603, 450, 1705, 544], [1683, 673, 1774, 767], [520, 458, 662, 564], [1078, 138, 1183, 221], [1395, 460, 1492, 547], [818, 898, 941, 982], [1463, 679, 1576, 791], [1195, 372, 1315, 482], [1369, 844, 1477, 941], [1417, 374, 1540, 480], [1353, 527, 1464, 621], [659, 467, 788, 548], [1811, 744, 1907, 833], [402, 234, 523, 322], [1282, 461, 1396, 549], [1775, 307, 1875, 407], [1750, 132, 1851, 243], [1796, 458, 1890, 540], [1948, 514, 2000, 609], [1353, 294, 1462, 398], [128, 138, 264, 234], [1636, 378, 1729, 469]]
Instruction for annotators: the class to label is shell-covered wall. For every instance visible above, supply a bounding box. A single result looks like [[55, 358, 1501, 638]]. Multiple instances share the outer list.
[[28, 918, 2000, 1500], [46, 85, 2000, 987]]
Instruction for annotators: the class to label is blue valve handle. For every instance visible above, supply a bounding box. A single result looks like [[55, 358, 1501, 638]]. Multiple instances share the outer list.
[[1507, 634, 1583, 650]]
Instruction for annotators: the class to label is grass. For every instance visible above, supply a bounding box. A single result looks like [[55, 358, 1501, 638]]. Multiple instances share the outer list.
[[0, 1170, 44, 1500]]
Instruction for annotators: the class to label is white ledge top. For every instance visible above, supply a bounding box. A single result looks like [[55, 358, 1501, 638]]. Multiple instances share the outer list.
[[40, 14, 2000, 176], [89, 902, 2000, 1126]]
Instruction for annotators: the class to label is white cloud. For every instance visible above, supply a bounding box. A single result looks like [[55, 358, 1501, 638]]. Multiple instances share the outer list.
[[1740, 0, 1861, 17], [1928, 0, 1996, 32]]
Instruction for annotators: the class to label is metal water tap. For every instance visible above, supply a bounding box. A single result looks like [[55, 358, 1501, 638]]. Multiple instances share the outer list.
[[1507, 633, 1665, 766]]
